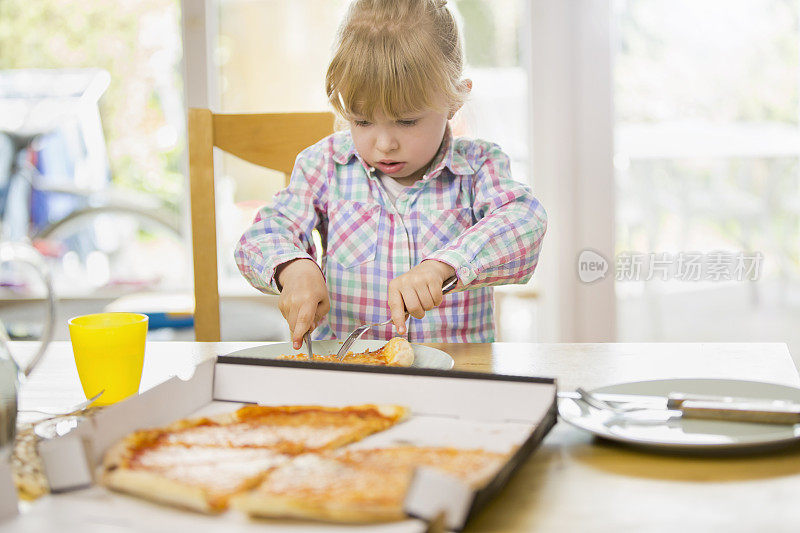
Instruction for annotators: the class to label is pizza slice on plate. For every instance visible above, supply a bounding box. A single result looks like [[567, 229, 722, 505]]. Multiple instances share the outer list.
[[280, 336, 415, 366], [231, 446, 508, 523]]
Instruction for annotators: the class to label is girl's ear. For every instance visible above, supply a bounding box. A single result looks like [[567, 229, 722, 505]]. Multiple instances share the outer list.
[[448, 79, 473, 119]]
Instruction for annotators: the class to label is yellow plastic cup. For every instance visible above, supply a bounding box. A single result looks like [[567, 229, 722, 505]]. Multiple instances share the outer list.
[[68, 312, 148, 406]]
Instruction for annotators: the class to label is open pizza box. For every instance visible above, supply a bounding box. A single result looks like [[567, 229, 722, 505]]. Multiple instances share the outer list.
[[26, 354, 557, 532]]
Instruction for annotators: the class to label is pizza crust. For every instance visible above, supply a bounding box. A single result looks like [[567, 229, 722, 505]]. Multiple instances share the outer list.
[[373, 404, 408, 420], [103, 467, 223, 513], [233, 404, 409, 452], [232, 404, 407, 421], [382, 337, 414, 366], [232, 491, 405, 523]]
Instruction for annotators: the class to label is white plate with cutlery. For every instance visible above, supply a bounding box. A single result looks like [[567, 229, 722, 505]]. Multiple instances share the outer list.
[[223, 340, 454, 370], [558, 378, 800, 452]]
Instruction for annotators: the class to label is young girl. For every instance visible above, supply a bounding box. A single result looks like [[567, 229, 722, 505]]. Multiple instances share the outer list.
[[235, 0, 547, 348]]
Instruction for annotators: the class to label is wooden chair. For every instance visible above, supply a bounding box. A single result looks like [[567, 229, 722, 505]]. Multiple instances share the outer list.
[[187, 108, 335, 341]]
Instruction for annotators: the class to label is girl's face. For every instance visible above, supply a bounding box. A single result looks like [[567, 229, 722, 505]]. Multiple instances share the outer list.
[[349, 106, 449, 184]]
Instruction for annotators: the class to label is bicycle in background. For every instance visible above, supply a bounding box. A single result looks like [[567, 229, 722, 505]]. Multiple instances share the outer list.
[[0, 69, 184, 339]]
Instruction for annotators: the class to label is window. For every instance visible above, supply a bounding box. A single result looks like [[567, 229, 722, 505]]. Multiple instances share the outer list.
[[0, 0, 186, 295], [613, 0, 800, 352]]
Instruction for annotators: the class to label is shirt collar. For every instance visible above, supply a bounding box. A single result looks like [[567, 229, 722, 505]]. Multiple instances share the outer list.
[[331, 131, 357, 165], [424, 125, 475, 179], [330, 125, 476, 177]]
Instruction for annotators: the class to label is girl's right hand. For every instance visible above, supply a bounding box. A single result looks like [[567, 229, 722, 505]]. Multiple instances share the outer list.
[[276, 259, 330, 350]]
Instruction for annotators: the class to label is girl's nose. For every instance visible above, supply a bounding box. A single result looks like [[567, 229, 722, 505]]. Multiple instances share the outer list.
[[375, 131, 398, 154]]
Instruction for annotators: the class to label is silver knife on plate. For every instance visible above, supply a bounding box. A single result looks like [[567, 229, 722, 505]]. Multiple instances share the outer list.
[[558, 391, 800, 424]]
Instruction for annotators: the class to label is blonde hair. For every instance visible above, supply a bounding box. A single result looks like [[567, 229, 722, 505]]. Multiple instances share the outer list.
[[326, 0, 466, 121]]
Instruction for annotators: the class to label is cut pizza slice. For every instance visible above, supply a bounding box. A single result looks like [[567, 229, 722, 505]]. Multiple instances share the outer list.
[[102, 433, 290, 513], [231, 446, 508, 523], [101, 404, 409, 512], [159, 404, 408, 454], [279, 337, 415, 366]]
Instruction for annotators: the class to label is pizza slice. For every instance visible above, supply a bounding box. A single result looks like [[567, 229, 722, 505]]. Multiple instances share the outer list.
[[101, 431, 289, 513], [159, 404, 408, 454], [231, 446, 508, 523], [280, 336, 415, 366]]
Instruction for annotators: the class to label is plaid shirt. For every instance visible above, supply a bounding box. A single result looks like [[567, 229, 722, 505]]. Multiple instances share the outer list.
[[234, 127, 547, 342]]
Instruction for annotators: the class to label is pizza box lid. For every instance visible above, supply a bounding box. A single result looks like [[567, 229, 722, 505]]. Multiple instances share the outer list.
[[33, 356, 557, 531]]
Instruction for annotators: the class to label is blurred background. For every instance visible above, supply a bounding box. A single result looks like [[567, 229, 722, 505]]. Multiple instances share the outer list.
[[0, 0, 798, 361]]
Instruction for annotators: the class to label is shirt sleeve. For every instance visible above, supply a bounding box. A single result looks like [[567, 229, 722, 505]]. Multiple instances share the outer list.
[[424, 143, 547, 289], [234, 142, 330, 294]]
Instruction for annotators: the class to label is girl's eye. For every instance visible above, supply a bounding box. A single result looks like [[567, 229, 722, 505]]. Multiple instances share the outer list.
[[353, 120, 372, 127], [397, 119, 418, 127]]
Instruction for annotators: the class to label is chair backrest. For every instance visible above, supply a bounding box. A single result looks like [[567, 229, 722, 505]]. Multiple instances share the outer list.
[[187, 108, 335, 341]]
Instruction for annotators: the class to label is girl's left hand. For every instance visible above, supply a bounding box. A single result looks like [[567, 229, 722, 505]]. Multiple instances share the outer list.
[[387, 260, 458, 335]]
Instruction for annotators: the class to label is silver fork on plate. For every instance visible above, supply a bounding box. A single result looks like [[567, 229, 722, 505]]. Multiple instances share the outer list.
[[335, 275, 458, 361], [575, 387, 650, 414]]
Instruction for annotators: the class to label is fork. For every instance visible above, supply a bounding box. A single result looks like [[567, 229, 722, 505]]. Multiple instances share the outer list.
[[20, 389, 105, 417], [303, 332, 313, 360], [575, 387, 650, 414], [335, 275, 458, 361]]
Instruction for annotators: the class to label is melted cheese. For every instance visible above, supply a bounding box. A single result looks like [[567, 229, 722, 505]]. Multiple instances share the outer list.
[[251, 447, 506, 504], [163, 423, 358, 451], [130, 445, 289, 493]]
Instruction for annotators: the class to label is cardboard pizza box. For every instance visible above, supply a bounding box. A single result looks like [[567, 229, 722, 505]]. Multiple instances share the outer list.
[[27, 355, 557, 532]]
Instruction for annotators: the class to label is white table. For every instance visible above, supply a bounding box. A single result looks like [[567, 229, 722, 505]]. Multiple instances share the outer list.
[[6, 341, 800, 532]]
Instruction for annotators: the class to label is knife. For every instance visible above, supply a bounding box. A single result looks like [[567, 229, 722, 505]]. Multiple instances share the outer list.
[[675, 400, 800, 424], [559, 391, 800, 424]]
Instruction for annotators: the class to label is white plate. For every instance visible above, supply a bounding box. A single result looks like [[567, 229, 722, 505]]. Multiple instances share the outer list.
[[223, 340, 454, 370], [558, 378, 800, 452]]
